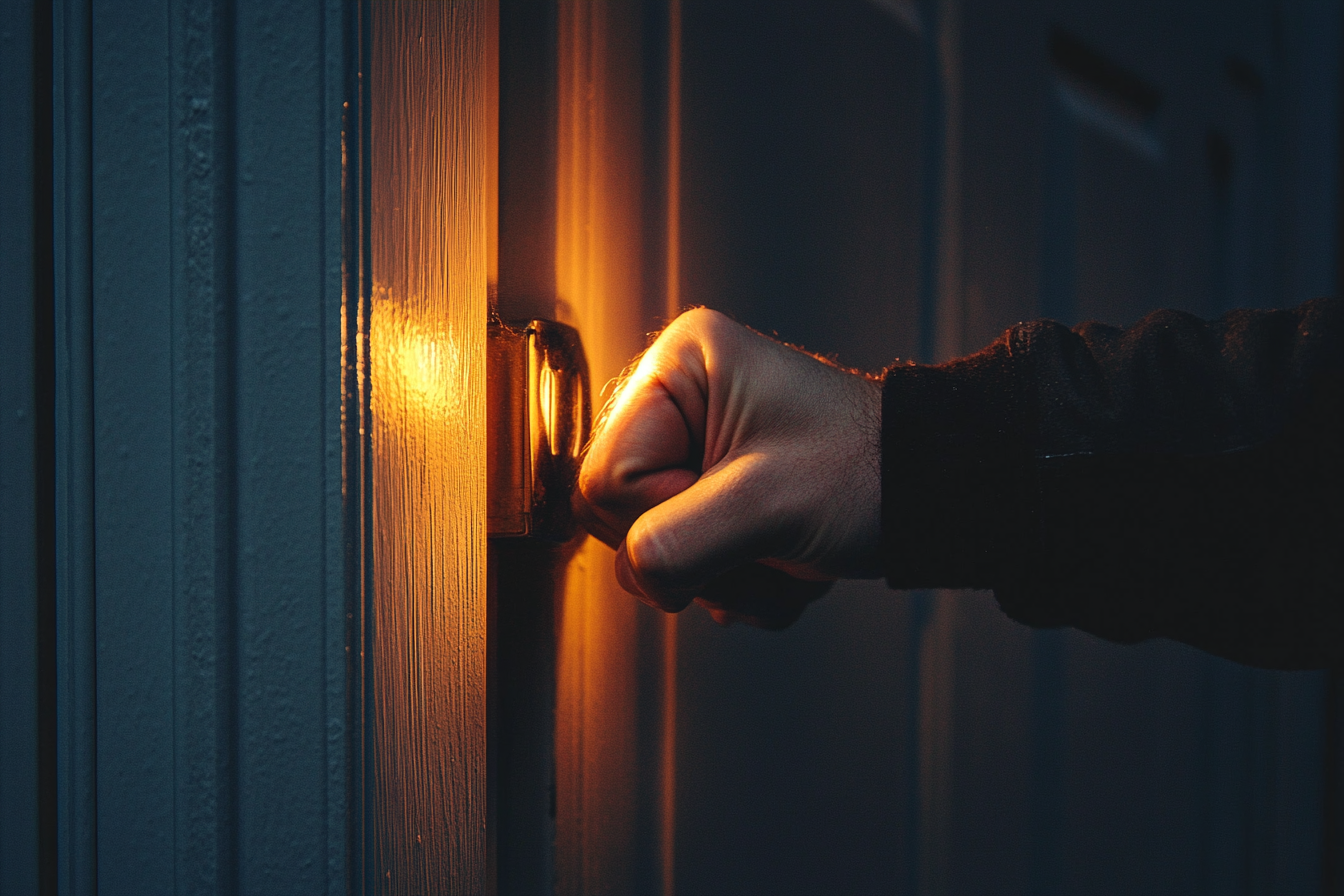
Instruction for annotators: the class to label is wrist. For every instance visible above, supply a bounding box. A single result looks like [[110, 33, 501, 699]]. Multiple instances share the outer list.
[[847, 372, 884, 577]]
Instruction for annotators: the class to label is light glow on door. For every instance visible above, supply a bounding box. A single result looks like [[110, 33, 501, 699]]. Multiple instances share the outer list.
[[368, 2, 489, 892]]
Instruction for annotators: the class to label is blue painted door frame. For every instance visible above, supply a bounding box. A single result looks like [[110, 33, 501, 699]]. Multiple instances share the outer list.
[[51, 0, 354, 892]]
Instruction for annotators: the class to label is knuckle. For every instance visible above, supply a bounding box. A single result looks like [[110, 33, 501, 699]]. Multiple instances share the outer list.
[[670, 306, 731, 343], [577, 467, 623, 516], [628, 522, 687, 589], [576, 463, 606, 502]]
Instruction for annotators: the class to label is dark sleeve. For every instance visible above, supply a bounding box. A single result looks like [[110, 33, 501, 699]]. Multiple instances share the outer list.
[[881, 297, 1343, 669]]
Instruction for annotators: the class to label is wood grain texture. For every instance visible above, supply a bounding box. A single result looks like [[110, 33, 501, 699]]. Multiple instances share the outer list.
[[369, 3, 488, 892]]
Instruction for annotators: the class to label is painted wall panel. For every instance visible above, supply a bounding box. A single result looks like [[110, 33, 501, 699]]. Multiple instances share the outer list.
[[89, 2, 177, 888], [56, 0, 352, 891], [233, 0, 346, 890], [167, 0, 238, 888]]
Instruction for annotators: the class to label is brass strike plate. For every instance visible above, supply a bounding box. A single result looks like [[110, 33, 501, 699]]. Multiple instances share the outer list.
[[487, 319, 591, 540]]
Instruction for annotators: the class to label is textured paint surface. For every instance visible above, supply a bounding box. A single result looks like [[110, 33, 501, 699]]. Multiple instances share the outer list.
[[53, 1, 96, 889], [370, 2, 488, 892], [56, 0, 350, 892]]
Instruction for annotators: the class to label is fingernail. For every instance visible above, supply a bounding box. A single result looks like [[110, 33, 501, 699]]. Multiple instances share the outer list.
[[614, 541, 646, 598]]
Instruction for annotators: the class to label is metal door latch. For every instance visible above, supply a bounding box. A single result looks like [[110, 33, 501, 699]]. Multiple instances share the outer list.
[[487, 319, 591, 540]]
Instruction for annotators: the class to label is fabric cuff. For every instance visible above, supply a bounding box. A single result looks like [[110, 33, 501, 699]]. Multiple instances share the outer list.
[[881, 333, 1040, 590]]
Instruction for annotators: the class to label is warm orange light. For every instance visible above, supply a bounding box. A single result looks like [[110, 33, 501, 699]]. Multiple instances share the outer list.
[[538, 364, 559, 455], [374, 303, 465, 424], [368, 2, 488, 890], [552, 3, 679, 894]]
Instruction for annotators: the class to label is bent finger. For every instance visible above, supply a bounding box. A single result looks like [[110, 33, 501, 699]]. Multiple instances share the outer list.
[[617, 453, 789, 607]]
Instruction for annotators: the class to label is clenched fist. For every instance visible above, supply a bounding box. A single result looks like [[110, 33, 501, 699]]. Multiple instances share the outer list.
[[574, 308, 883, 629]]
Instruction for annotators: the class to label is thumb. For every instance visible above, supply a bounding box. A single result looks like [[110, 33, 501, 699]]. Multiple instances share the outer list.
[[615, 453, 788, 611]]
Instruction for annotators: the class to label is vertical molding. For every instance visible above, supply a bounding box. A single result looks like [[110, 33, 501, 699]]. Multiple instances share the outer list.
[[347, 1, 373, 890], [91, 0, 178, 880], [56, 1, 353, 891], [53, 0, 98, 890], [323, 4, 357, 891], [232, 0, 347, 888], [170, 1, 235, 890], [663, 0, 681, 320], [931, 0, 964, 365], [918, 0, 964, 366], [0, 0, 56, 890], [368, 3, 488, 892]]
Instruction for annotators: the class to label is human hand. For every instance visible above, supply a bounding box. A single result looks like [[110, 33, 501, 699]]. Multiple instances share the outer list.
[[574, 308, 883, 628]]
